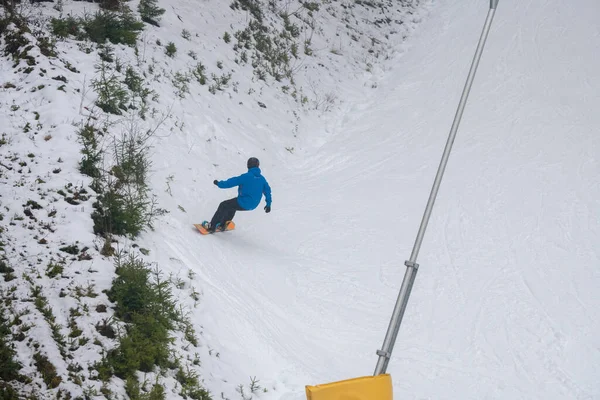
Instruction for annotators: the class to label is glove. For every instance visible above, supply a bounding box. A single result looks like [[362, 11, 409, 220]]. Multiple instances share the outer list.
[[213, 180, 219, 186], [264, 205, 271, 213]]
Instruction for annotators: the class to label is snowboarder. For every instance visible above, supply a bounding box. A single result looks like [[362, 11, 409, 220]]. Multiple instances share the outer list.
[[202, 157, 272, 233]]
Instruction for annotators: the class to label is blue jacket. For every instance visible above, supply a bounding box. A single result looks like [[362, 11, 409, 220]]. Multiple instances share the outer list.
[[216, 167, 272, 210]]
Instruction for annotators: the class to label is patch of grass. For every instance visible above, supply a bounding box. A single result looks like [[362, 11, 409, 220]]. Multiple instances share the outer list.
[[46, 261, 64, 278], [33, 352, 61, 389]]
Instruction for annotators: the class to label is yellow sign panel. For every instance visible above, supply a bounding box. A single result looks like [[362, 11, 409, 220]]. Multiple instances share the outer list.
[[305, 374, 392, 400]]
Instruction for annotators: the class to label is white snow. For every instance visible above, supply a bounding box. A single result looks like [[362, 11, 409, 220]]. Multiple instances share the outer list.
[[1, 0, 599, 399]]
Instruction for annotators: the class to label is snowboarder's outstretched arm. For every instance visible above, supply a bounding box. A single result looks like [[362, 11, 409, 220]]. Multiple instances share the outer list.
[[216, 174, 243, 189]]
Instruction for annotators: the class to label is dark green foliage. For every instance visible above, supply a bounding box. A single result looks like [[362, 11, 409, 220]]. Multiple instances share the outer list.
[[99, 45, 115, 62], [0, 13, 39, 65], [0, 260, 12, 274], [125, 376, 166, 400], [231, 0, 263, 22], [91, 186, 146, 237], [99, 0, 123, 11], [83, 10, 144, 46], [303, 2, 320, 11], [51, 10, 143, 46], [0, 307, 22, 383], [192, 62, 207, 85], [124, 66, 144, 94], [91, 61, 129, 115], [165, 42, 176, 57], [107, 256, 155, 322], [0, 384, 20, 400], [50, 15, 84, 39], [87, 116, 164, 238], [0, 259, 15, 281], [37, 36, 57, 57], [77, 122, 102, 178], [138, 0, 165, 26], [124, 65, 153, 116], [99, 254, 180, 380], [108, 313, 172, 377], [25, 200, 42, 210], [50, 9, 144, 45], [59, 244, 79, 255], [91, 119, 163, 237], [176, 367, 212, 400], [0, 15, 9, 37], [46, 262, 64, 278], [107, 254, 177, 328]]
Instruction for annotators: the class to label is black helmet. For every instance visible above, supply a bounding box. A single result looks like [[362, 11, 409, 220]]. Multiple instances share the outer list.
[[247, 157, 259, 169]]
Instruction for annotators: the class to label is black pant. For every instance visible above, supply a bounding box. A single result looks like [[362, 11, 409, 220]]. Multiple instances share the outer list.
[[210, 197, 245, 228]]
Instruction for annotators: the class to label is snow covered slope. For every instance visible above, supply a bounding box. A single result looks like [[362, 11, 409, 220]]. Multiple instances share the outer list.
[[1, 0, 599, 398], [144, 0, 600, 398], [145, 1, 600, 399]]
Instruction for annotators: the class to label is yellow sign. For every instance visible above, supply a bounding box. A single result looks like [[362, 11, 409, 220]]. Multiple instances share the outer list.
[[306, 374, 392, 400]]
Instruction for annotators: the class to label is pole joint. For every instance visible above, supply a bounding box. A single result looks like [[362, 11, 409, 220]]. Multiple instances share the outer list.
[[376, 349, 391, 358], [404, 260, 419, 270]]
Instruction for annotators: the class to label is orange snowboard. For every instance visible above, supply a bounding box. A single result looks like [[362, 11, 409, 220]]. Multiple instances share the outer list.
[[194, 221, 235, 235]]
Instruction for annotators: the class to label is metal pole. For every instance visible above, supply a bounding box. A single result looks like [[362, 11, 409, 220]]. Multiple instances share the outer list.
[[374, 1, 500, 376]]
